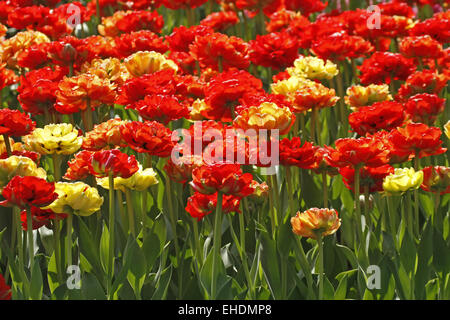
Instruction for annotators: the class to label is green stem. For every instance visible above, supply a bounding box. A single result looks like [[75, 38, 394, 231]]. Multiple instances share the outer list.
[[165, 178, 180, 261], [433, 191, 441, 231], [206, 0, 213, 16], [387, 196, 397, 241], [257, 6, 266, 35], [413, 155, 420, 238], [53, 219, 63, 283], [192, 219, 202, 266], [351, 59, 359, 83], [310, 108, 317, 143], [95, 0, 100, 26], [336, 71, 347, 132], [322, 172, 328, 208], [211, 192, 223, 300], [2, 134, 11, 157], [405, 191, 414, 239], [292, 116, 299, 137], [26, 207, 34, 271], [218, 56, 223, 73], [354, 165, 363, 241], [116, 190, 127, 233], [107, 172, 115, 300], [4, 207, 17, 283], [270, 174, 281, 225], [140, 154, 152, 236], [124, 189, 136, 237], [286, 166, 296, 215], [187, 7, 195, 27], [66, 214, 73, 268], [267, 176, 277, 237], [165, 176, 182, 298], [82, 99, 94, 132], [316, 233, 324, 300], [299, 113, 306, 139], [364, 185, 371, 230], [281, 255, 287, 300], [294, 237, 315, 299], [15, 207, 30, 295], [238, 212, 254, 299], [52, 154, 61, 182]]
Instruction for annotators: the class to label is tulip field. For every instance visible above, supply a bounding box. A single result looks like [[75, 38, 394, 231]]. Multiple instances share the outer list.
[[0, 0, 449, 301]]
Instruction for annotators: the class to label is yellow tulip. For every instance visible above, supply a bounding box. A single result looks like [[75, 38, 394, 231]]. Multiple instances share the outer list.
[[0, 156, 46, 189], [22, 123, 82, 155], [44, 182, 103, 216], [383, 168, 424, 196], [81, 58, 131, 87], [96, 166, 158, 192], [287, 56, 338, 80], [123, 51, 178, 77], [444, 120, 450, 139], [233, 102, 294, 135], [345, 84, 392, 109], [271, 75, 307, 96]]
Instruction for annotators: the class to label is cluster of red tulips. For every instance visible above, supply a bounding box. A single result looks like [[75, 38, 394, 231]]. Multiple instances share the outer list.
[[0, 0, 448, 300]]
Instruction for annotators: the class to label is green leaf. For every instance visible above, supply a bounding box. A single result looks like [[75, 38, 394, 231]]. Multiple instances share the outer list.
[[336, 244, 358, 269], [99, 222, 110, 274], [340, 187, 354, 215], [334, 272, 349, 300], [199, 250, 225, 298], [126, 239, 147, 299], [415, 222, 433, 299], [81, 273, 106, 300], [419, 193, 434, 218], [259, 231, 282, 299], [30, 257, 43, 300], [432, 231, 450, 275], [323, 275, 335, 300], [47, 251, 59, 294], [151, 266, 172, 300], [425, 278, 439, 299], [301, 173, 321, 208], [142, 232, 162, 270], [77, 217, 103, 276], [331, 176, 343, 200], [363, 289, 374, 300], [400, 233, 417, 274], [276, 219, 292, 257]]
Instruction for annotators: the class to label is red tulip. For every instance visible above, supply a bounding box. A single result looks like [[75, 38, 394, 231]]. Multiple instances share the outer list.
[[186, 192, 241, 221], [120, 121, 174, 157], [190, 163, 254, 197], [0, 109, 35, 137], [0, 176, 58, 209], [389, 123, 447, 159]]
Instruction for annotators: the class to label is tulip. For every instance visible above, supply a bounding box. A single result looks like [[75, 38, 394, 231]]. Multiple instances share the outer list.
[[96, 166, 158, 192], [291, 208, 341, 240], [291, 208, 341, 300], [0, 156, 47, 189], [345, 84, 392, 109], [44, 182, 104, 217], [444, 121, 450, 139], [123, 51, 178, 77], [383, 168, 424, 196], [22, 123, 82, 156], [287, 56, 338, 80], [233, 102, 295, 136]]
